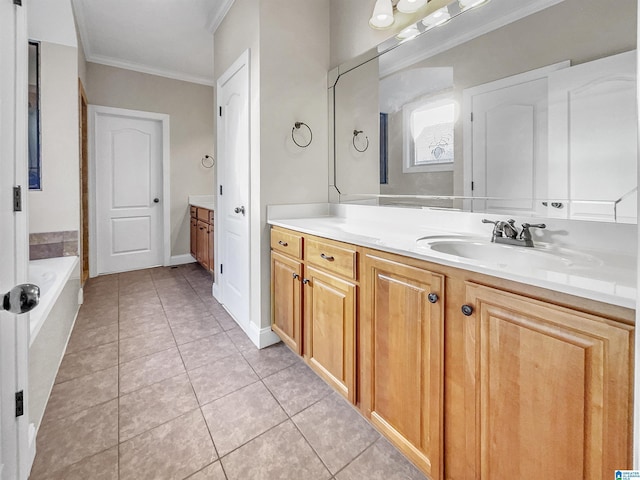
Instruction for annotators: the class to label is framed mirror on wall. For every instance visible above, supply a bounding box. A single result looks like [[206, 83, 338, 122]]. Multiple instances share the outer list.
[[28, 40, 41, 190], [329, 0, 638, 223]]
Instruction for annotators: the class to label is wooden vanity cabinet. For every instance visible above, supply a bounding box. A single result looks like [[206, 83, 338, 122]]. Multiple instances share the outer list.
[[190, 206, 214, 272], [450, 282, 634, 479], [360, 250, 444, 479], [271, 251, 303, 354]]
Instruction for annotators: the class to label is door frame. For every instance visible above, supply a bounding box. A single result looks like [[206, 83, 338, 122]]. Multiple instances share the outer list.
[[88, 105, 171, 277], [78, 80, 89, 284], [461, 61, 570, 198]]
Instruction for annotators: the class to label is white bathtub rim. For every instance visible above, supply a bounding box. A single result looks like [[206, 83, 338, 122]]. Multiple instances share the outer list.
[[29, 256, 79, 346]]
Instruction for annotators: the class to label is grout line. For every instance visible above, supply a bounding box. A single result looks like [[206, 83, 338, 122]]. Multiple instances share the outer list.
[[330, 436, 381, 478]]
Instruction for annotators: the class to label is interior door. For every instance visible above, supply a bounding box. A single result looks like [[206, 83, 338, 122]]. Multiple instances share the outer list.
[[0, 1, 31, 478], [93, 107, 164, 275], [216, 50, 250, 329]]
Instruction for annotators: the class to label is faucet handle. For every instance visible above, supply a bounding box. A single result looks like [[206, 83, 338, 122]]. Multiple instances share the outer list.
[[521, 223, 546, 229], [481, 218, 497, 225]]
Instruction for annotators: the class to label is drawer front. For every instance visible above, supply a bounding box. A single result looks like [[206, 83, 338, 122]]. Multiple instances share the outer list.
[[208, 210, 214, 224], [197, 208, 209, 222], [271, 229, 302, 259], [190, 206, 197, 218], [305, 237, 356, 279]]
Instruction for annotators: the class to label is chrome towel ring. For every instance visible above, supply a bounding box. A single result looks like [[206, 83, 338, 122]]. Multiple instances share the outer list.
[[353, 129, 369, 152], [292, 122, 312, 148]]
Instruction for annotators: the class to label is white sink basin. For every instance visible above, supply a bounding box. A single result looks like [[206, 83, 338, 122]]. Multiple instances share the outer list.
[[416, 236, 603, 272]]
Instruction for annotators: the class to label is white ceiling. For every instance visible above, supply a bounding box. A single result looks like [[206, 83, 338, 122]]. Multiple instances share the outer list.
[[72, 0, 235, 86]]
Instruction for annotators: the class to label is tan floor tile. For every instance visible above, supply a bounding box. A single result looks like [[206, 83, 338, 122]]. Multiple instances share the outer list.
[[178, 332, 238, 371], [30, 400, 118, 478], [163, 302, 210, 320], [221, 420, 329, 480], [188, 353, 258, 405], [74, 310, 119, 332], [169, 315, 222, 345], [44, 367, 118, 422], [119, 327, 176, 363], [119, 409, 216, 480], [241, 342, 300, 378], [225, 327, 257, 352], [34, 447, 119, 480], [65, 323, 118, 354], [119, 373, 199, 442], [55, 342, 118, 384], [201, 382, 287, 457], [119, 313, 170, 339], [119, 346, 186, 394], [119, 302, 164, 321], [186, 461, 226, 480]]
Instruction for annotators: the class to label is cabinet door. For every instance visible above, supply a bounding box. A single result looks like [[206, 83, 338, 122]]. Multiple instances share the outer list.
[[207, 224, 214, 272], [271, 251, 303, 354], [304, 265, 356, 403], [463, 282, 633, 479], [196, 220, 208, 267], [361, 253, 444, 479], [190, 218, 197, 258]]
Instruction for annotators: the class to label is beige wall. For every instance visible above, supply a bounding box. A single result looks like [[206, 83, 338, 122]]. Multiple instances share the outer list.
[[85, 63, 215, 258], [29, 42, 80, 235]]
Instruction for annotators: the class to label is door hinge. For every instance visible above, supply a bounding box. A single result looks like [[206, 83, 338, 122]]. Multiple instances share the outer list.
[[219, 185, 223, 195], [13, 0, 22, 6], [470, 112, 474, 122], [471, 181, 475, 191], [13, 186, 22, 212], [219, 106, 222, 117], [15, 391, 23, 417], [220, 264, 223, 274]]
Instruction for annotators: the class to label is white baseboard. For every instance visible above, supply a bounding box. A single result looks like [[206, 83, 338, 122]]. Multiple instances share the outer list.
[[248, 322, 281, 349], [170, 254, 196, 266]]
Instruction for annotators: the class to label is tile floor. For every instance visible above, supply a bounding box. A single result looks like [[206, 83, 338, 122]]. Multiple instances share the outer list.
[[29, 263, 427, 480]]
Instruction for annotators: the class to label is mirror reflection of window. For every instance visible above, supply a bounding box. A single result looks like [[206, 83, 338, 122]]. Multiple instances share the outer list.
[[28, 41, 41, 190]]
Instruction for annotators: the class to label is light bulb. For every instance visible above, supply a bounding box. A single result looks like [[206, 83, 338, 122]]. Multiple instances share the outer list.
[[396, 24, 420, 40], [421, 7, 451, 29], [369, 0, 395, 29], [397, 0, 427, 14]]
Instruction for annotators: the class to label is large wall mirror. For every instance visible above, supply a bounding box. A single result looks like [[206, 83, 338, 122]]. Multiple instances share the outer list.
[[330, 0, 638, 223], [28, 41, 42, 190]]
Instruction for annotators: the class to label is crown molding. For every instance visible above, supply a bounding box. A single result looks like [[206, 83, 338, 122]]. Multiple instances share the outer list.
[[87, 54, 214, 86], [205, 0, 236, 33], [71, 0, 93, 59]]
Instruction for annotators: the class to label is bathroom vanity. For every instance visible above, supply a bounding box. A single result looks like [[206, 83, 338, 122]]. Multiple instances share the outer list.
[[268, 205, 635, 480], [189, 198, 215, 272]]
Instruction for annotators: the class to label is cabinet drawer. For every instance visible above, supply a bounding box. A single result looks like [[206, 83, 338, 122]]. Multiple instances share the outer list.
[[271, 229, 302, 259], [305, 237, 356, 279], [197, 208, 209, 222], [190, 206, 197, 218], [208, 210, 214, 224]]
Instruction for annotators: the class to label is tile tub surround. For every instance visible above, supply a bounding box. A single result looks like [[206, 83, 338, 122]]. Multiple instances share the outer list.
[[29, 230, 79, 260], [267, 203, 637, 308], [30, 264, 426, 480]]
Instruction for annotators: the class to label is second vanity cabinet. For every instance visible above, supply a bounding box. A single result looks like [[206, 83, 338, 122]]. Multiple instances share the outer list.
[[190, 206, 214, 272], [270, 225, 634, 480]]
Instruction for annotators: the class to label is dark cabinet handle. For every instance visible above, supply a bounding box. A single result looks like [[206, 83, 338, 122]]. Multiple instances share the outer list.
[[302, 278, 310, 285], [292, 273, 300, 280], [461, 304, 474, 316], [428, 293, 439, 304], [320, 253, 334, 261], [278, 240, 288, 247]]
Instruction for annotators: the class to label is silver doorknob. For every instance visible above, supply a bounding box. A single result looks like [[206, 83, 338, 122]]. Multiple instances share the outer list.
[[2, 284, 40, 314], [234, 206, 246, 215], [153, 198, 160, 203]]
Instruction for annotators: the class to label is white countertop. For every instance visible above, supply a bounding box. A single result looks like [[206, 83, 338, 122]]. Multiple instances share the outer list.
[[189, 195, 215, 211], [267, 205, 636, 310]]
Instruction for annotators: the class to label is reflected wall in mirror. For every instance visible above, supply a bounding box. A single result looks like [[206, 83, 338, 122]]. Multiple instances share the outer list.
[[28, 41, 41, 190], [331, 0, 638, 222]]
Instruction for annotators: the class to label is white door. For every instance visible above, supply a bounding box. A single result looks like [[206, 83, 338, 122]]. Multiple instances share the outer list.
[[92, 107, 166, 275], [548, 50, 637, 223], [463, 62, 569, 216], [216, 50, 250, 329], [0, 1, 32, 478]]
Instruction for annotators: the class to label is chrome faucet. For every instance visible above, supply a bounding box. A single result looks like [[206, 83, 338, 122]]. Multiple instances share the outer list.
[[482, 219, 546, 247]]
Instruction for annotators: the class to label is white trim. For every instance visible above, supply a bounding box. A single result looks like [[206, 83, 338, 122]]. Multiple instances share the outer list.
[[170, 254, 196, 266], [248, 322, 281, 349], [88, 105, 171, 277], [380, 0, 567, 78], [86, 54, 214, 87], [461, 61, 570, 197], [205, 0, 236, 34]]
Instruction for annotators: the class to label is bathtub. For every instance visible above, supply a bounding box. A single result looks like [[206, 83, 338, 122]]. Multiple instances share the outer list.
[[28, 256, 81, 438], [29, 256, 79, 345]]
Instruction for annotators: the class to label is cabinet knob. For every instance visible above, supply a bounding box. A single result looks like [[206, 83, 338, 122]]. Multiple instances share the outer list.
[[302, 278, 310, 285], [278, 240, 288, 247], [320, 253, 334, 261], [292, 273, 300, 280], [428, 293, 439, 304], [461, 304, 474, 316]]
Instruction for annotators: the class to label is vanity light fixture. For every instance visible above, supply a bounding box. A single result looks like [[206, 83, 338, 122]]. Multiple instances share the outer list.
[[369, 0, 395, 29], [397, 0, 427, 14], [396, 24, 421, 40], [421, 6, 451, 29]]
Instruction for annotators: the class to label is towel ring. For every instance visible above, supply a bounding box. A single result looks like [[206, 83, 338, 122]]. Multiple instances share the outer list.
[[201, 155, 214, 168], [292, 122, 312, 148], [353, 130, 369, 153]]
